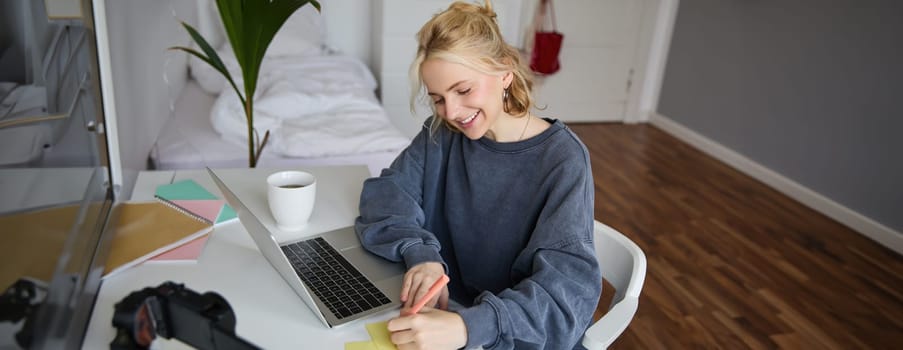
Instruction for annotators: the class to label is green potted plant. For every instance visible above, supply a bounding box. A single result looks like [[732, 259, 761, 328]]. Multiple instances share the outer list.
[[171, 0, 321, 167]]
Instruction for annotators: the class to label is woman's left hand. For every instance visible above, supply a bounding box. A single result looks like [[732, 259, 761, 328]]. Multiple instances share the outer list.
[[387, 307, 467, 350]]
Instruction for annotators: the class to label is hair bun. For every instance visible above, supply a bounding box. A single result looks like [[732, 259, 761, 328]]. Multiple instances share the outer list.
[[447, 1, 497, 20], [482, 0, 497, 18]]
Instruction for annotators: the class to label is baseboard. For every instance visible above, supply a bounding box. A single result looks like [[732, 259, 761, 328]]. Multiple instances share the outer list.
[[650, 113, 903, 255]]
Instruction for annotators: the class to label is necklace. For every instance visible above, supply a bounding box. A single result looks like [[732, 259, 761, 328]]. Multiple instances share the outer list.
[[518, 115, 531, 141]]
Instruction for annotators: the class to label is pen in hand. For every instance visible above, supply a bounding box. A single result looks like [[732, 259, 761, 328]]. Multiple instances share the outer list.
[[401, 274, 450, 316]]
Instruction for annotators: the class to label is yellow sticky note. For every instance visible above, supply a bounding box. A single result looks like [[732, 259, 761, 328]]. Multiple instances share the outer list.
[[365, 321, 397, 350], [345, 341, 378, 350]]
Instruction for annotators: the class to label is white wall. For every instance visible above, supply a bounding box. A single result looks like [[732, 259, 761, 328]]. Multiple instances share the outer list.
[[99, 0, 194, 199], [321, 0, 373, 70]]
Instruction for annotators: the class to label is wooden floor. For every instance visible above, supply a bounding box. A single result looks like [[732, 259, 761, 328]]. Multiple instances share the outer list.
[[568, 123, 903, 349]]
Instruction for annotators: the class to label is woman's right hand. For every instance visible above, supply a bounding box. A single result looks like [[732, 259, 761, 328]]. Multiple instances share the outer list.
[[401, 262, 448, 311]]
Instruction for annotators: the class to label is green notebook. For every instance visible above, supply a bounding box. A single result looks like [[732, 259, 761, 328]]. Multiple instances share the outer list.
[[154, 179, 237, 224], [144, 179, 239, 263]]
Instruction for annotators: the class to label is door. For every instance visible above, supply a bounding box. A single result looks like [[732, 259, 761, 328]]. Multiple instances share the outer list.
[[530, 0, 645, 122]]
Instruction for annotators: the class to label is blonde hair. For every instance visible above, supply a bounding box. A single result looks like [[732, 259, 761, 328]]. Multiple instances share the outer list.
[[409, 0, 534, 133]]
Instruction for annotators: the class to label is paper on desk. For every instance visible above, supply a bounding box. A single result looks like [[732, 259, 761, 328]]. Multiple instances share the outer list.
[[368, 321, 398, 350], [344, 321, 397, 350], [345, 341, 378, 350]]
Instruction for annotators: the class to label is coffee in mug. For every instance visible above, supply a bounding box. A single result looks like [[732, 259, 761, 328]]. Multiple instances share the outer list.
[[267, 170, 316, 231]]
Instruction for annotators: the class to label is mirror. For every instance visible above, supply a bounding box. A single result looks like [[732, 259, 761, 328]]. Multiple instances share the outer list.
[[0, 0, 113, 348]]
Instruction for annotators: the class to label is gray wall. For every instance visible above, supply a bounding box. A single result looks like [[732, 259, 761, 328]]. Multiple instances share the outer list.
[[658, 0, 903, 232]]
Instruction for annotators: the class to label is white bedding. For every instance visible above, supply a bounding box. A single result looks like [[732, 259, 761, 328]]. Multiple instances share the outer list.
[[153, 4, 412, 175], [150, 80, 409, 177], [208, 55, 409, 158]]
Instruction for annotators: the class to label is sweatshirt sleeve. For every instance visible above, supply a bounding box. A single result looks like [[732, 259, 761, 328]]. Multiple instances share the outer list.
[[354, 126, 445, 269], [458, 147, 602, 350], [458, 241, 601, 349]]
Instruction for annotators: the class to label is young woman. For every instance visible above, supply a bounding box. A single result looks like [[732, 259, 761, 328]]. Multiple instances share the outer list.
[[355, 1, 601, 349]]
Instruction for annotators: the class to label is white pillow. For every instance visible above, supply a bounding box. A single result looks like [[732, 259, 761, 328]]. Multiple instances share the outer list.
[[188, 2, 325, 94], [188, 47, 232, 94], [267, 5, 325, 57], [194, 0, 225, 50], [193, 0, 323, 55], [188, 0, 228, 94]]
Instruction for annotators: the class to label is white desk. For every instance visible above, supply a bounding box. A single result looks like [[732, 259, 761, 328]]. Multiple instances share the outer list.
[[83, 166, 398, 349]]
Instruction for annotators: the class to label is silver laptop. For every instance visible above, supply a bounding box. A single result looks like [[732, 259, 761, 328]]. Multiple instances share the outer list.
[[207, 168, 405, 328]]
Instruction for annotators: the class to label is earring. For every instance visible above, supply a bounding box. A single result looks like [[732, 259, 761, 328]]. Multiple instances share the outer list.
[[502, 88, 510, 113]]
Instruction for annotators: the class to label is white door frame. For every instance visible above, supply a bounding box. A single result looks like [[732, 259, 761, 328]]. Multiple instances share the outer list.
[[625, 0, 679, 123], [521, 0, 679, 123]]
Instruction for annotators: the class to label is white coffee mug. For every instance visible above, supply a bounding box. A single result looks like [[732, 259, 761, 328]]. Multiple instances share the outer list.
[[267, 170, 316, 231]]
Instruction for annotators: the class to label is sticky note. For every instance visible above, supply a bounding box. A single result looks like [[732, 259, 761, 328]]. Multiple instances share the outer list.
[[344, 341, 378, 350], [365, 321, 397, 350]]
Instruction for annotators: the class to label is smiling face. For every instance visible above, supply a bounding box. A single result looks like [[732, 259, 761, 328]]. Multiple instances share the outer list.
[[421, 58, 515, 141]]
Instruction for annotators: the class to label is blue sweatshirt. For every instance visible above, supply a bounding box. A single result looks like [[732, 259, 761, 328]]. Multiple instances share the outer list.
[[355, 117, 602, 349]]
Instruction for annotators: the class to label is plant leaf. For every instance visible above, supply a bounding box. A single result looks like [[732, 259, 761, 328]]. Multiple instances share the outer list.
[[171, 22, 246, 106], [215, 0, 320, 98], [179, 22, 226, 75], [211, 0, 320, 167]]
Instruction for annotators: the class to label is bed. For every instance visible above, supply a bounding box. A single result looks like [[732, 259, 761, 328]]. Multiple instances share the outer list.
[[149, 3, 412, 176]]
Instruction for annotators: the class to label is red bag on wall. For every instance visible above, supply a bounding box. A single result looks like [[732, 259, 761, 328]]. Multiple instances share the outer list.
[[529, 0, 563, 75]]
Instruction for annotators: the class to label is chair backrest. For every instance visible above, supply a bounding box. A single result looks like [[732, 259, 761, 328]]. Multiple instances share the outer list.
[[593, 221, 646, 307], [582, 220, 647, 349]]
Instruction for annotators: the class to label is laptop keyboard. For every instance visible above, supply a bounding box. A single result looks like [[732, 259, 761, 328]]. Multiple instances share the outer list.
[[282, 237, 392, 319]]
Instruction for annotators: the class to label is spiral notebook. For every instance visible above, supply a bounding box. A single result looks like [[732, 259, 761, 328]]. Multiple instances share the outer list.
[[103, 201, 213, 278], [149, 179, 237, 262]]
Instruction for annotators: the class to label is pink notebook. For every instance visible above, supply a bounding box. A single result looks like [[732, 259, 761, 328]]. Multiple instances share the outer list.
[[150, 234, 210, 261], [149, 180, 238, 262]]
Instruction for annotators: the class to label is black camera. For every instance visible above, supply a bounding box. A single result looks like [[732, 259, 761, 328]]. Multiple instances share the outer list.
[[110, 281, 259, 350], [0, 278, 46, 348]]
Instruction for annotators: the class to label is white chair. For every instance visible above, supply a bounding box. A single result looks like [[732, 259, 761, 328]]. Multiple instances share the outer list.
[[582, 220, 648, 350]]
